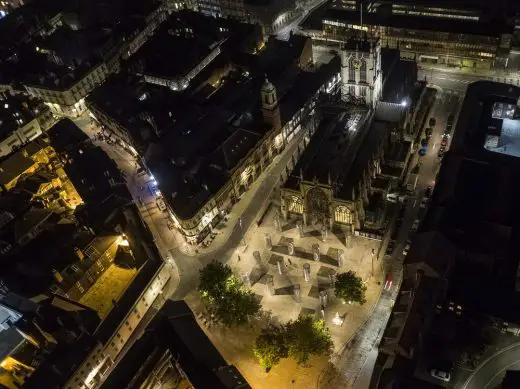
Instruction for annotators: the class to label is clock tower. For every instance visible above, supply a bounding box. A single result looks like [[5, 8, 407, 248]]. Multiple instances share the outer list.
[[340, 38, 382, 109]]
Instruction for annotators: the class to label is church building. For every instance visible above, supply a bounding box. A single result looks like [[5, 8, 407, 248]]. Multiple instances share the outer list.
[[280, 37, 421, 235]]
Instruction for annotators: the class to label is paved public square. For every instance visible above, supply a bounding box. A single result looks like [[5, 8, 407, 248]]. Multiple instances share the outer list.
[[185, 200, 384, 388]]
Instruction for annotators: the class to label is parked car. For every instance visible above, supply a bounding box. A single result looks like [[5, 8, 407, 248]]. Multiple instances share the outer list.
[[430, 368, 451, 383], [447, 114, 454, 127], [420, 198, 429, 208], [425, 127, 433, 138], [402, 243, 411, 256], [425, 186, 433, 198], [429, 117, 436, 127], [387, 193, 407, 203], [386, 241, 395, 255], [411, 219, 420, 231], [438, 148, 445, 158]]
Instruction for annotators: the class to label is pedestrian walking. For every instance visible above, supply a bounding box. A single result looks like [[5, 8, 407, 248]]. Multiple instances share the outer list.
[[238, 255, 241, 262], [288, 258, 292, 265]]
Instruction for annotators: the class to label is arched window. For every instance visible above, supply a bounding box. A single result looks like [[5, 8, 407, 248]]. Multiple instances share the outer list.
[[348, 57, 356, 81], [335, 206, 352, 224], [287, 196, 303, 214], [359, 59, 367, 83]]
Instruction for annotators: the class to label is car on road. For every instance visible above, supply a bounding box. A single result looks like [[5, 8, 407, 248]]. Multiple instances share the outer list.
[[402, 243, 411, 256], [386, 241, 395, 255], [387, 193, 407, 203], [430, 368, 451, 383], [425, 127, 433, 138], [447, 114, 454, 127], [429, 117, 436, 127]]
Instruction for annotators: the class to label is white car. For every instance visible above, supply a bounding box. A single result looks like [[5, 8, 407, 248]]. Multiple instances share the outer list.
[[402, 243, 411, 256], [430, 368, 451, 382], [387, 193, 407, 204]]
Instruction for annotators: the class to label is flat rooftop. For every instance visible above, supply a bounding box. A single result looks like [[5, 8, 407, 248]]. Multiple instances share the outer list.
[[0, 94, 46, 142], [302, 4, 512, 37], [12, 0, 164, 90]]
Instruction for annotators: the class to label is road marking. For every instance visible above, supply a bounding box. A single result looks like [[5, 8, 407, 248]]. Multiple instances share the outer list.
[[433, 142, 437, 149], [483, 360, 520, 389], [461, 342, 520, 389]]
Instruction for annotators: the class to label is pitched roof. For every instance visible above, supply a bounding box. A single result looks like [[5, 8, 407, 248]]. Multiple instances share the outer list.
[[0, 151, 36, 186]]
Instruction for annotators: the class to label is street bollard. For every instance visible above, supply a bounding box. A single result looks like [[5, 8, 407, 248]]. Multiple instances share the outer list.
[[297, 220, 304, 238], [303, 263, 311, 282], [265, 233, 272, 250], [266, 275, 275, 296], [293, 284, 301, 302], [337, 249, 344, 267], [312, 244, 320, 262], [243, 272, 251, 288], [320, 290, 328, 307], [277, 257, 285, 275]]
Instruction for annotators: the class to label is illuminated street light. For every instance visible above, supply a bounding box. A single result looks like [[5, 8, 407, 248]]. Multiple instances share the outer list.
[[400, 99, 408, 107], [117, 235, 130, 246]]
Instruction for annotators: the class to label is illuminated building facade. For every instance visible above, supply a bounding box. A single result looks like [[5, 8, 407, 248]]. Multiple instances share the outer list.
[[281, 40, 420, 233], [302, 1, 514, 69], [8, 0, 168, 118], [340, 38, 382, 108]]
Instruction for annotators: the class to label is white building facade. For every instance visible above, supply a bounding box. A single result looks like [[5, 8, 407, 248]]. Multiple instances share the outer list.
[[340, 39, 382, 109]]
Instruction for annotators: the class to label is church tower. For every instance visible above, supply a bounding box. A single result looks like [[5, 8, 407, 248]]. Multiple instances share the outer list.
[[340, 38, 382, 109], [261, 77, 281, 132]]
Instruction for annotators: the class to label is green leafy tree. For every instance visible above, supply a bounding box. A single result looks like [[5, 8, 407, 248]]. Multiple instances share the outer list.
[[198, 260, 233, 301], [334, 271, 367, 305], [253, 326, 289, 370], [215, 288, 261, 326], [285, 315, 333, 365], [198, 261, 260, 326]]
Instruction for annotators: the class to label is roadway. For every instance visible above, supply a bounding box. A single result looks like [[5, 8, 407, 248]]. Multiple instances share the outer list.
[[344, 87, 463, 388], [276, 0, 328, 40], [461, 343, 520, 389], [73, 114, 313, 300]]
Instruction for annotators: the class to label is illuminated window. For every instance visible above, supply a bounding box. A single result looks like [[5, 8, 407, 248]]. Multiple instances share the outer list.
[[287, 196, 303, 214], [335, 206, 352, 224], [359, 59, 367, 83]]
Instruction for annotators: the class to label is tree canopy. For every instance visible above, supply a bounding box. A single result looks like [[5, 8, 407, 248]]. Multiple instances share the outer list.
[[198, 261, 260, 326], [334, 270, 367, 305], [253, 325, 289, 370], [253, 315, 333, 369], [286, 315, 333, 365]]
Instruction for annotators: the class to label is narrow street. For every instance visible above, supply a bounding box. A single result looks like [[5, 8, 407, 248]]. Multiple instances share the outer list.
[[73, 114, 314, 300], [322, 87, 464, 388]]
